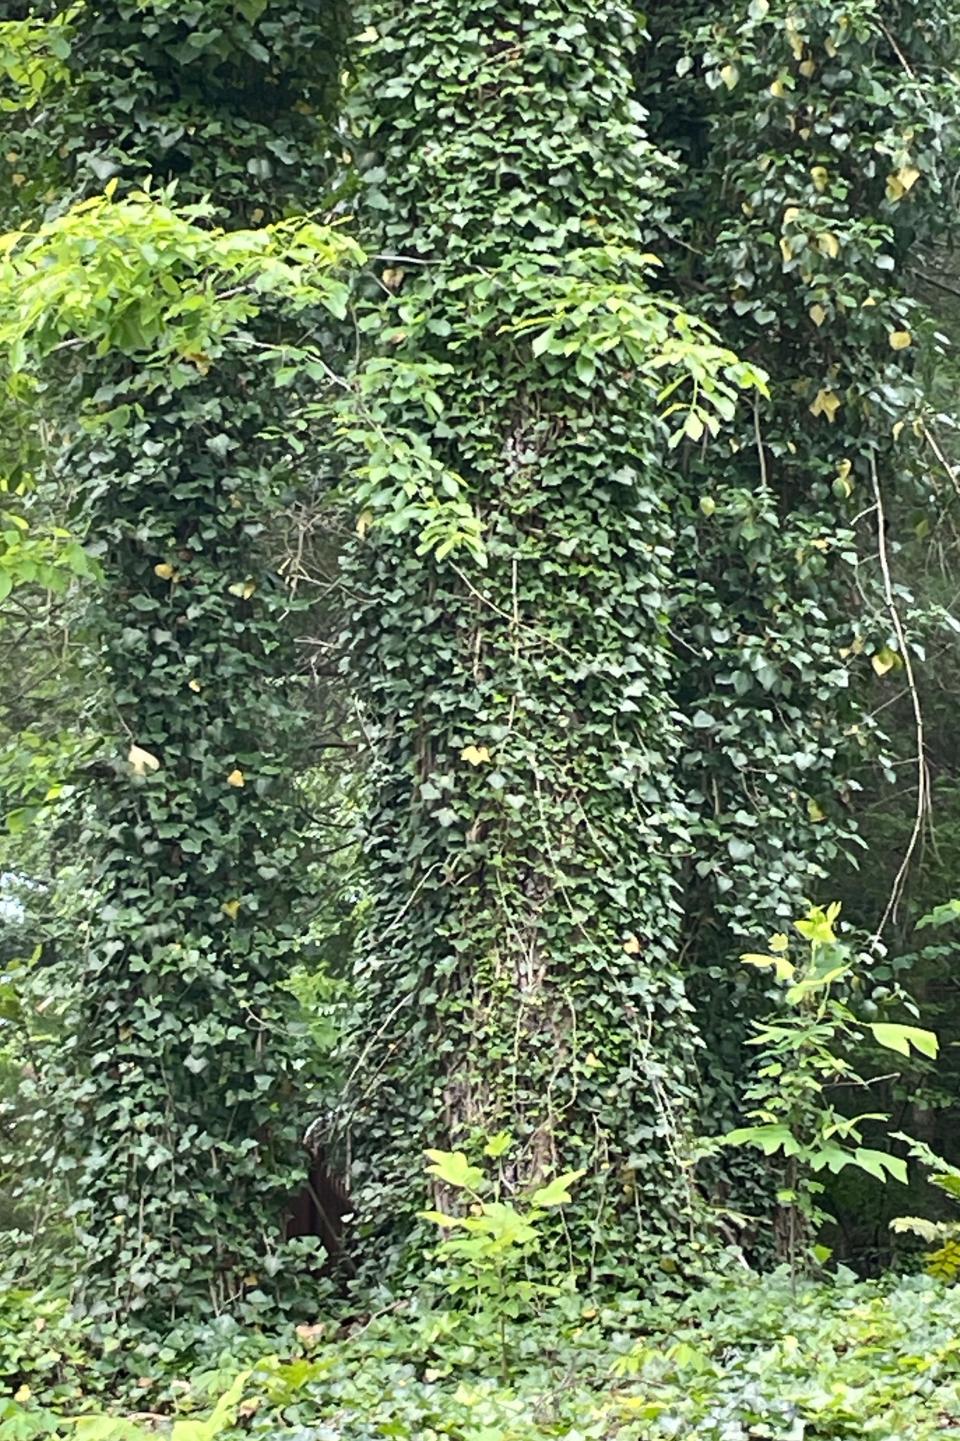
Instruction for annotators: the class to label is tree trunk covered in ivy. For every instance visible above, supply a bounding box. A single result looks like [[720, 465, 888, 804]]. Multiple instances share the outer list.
[[340, 0, 716, 1281], [641, 1, 959, 1216], [14, 1, 346, 1320]]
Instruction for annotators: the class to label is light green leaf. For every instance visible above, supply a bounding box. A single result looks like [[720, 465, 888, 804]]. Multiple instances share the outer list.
[[869, 1023, 938, 1060], [530, 1169, 585, 1208]]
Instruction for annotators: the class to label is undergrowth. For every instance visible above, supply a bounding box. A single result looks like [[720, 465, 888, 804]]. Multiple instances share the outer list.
[[3, 1270, 960, 1440]]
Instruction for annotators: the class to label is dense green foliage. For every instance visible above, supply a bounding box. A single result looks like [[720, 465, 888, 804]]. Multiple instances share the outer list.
[[6, 1273, 960, 1439], [0, 0, 355, 1320], [0, 10, 960, 1425], [339, 0, 768, 1287]]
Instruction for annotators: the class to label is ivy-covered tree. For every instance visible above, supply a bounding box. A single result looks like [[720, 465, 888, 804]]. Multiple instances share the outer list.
[[0, 1, 351, 1320], [338, 0, 768, 1282], [639, 0, 960, 1216]]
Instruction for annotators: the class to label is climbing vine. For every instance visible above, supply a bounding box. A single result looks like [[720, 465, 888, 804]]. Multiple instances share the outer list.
[[337, 0, 767, 1284], [638, 0, 960, 1200], [0, 0, 352, 1320]]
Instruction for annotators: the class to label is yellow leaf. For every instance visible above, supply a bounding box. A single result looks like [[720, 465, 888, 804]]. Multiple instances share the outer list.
[[356, 508, 374, 538], [769, 933, 790, 953], [888, 329, 912, 350], [871, 646, 901, 677], [188, 677, 202, 693], [770, 77, 787, 98], [381, 266, 406, 291], [720, 63, 739, 90], [228, 579, 257, 600], [182, 350, 211, 375], [154, 561, 175, 580], [783, 205, 801, 225], [807, 798, 826, 823], [799, 58, 816, 77], [222, 899, 241, 919], [128, 744, 160, 777], [779, 237, 793, 264], [622, 934, 642, 954], [809, 388, 841, 422], [742, 950, 796, 981], [817, 231, 840, 259], [887, 165, 920, 202], [810, 165, 828, 192], [227, 768, 245, 788], [809, 303, 827, 327], [460, 744, 491, 766]]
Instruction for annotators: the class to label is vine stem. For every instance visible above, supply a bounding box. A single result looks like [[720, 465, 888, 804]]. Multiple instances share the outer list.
[[868, 452, 929, 943]]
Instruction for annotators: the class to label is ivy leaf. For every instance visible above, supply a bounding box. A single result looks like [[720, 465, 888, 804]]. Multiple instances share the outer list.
[[128, 744, 160, 776], [871, 646, 901, 677]]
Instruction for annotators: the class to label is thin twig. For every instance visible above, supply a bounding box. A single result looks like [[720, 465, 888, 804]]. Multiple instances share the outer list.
[[869, 453, 928, 943], [877, 20, 916, 79]]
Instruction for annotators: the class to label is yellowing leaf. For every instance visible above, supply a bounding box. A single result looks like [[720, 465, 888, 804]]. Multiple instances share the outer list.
[[807, 797, 826, 823], [888, 329, 912, 350], [128, 744, 160, 777], [871, 645, 901, 677], [154, 561, 175, 580], [356, 508, 374, 538], [809, 389, 841, 422], [742, 952, 795, 982], [622, 934, 642, 954], [228, 579, 257, 600], [817, 231, 840, 259], [810, 165, 829, 192], [768, 933, 790, 953], [809, 303, 827, 327], [222, 899, 241, 919], [779, 236, 793, 264], [227, 768, 245, 788], [799, 58, 816, 77], [188, 678, 202, 693], [720, 63, 739, 90], [783, 205, 801, 225], [381, 266, 406, 291], [770, 77, 787, 98], [460, 744, 491, 766], [887, 165, 921, 202]]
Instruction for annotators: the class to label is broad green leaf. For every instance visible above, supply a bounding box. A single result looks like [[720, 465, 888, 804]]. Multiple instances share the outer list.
[[530, 1169, 585, 1208], [869, 1023, 938, 1060], [424, 1149, 484, 1191]]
